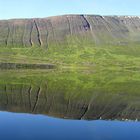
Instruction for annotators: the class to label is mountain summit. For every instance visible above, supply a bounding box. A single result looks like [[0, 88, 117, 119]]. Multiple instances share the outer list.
[[0, 15, 140, 47]]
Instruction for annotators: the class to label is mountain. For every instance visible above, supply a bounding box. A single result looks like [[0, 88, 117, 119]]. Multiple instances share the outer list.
[[0, 15, 140, 47], [0, 16, 140, 121], [0, 15, 140, 68]]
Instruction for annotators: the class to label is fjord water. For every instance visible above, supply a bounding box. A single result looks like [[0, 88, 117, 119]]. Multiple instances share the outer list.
[[0, 69, 140, 140], [0, 112, 140, 140]]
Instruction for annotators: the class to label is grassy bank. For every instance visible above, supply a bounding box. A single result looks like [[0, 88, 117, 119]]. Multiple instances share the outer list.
[[0, 41, 140, 71]]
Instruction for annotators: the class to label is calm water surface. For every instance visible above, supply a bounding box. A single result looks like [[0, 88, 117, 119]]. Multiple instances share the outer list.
[[0, 69, 140, 140], [0, 111, 140, 140]]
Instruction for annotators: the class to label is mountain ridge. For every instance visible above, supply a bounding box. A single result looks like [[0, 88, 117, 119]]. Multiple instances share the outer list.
[[2, 14, 140, 20], [0, 14, 140, 47]]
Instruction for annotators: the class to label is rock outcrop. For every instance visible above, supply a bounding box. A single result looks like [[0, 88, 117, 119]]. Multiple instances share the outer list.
[[0, 15, 140, 47]]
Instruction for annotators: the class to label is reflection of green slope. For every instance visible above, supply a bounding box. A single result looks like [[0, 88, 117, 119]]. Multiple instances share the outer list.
[[0, 70, 140, 121]]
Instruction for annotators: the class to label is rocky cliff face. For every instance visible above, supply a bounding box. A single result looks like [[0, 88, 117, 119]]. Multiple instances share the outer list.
[[0, 15, 140, 47]]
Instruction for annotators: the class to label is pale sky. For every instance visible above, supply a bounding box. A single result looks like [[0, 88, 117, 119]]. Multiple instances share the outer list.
[[0, 0, 139, 19]]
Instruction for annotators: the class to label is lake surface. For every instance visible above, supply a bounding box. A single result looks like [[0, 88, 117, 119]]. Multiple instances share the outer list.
[[0, 69, 140, 140], [0, 111, 140, 140]]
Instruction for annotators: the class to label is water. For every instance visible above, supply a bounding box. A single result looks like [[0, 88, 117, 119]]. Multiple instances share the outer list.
[[0, 111, 140, 140], [0, 69, 140, 140]]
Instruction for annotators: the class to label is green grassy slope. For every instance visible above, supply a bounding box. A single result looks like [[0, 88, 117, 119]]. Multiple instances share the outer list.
[[0, 15, 140, 120], [0, 41, 140, 71], [0, 15, 140, 70]]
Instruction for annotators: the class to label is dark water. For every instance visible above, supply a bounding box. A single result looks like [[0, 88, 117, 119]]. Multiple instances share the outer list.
[[0, 111, 140, 140], [0, 70, 140, 140], [0, 62, 55, 69]]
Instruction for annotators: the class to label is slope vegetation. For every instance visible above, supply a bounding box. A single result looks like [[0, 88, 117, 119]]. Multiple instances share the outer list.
[[0, 15, 140, 69]]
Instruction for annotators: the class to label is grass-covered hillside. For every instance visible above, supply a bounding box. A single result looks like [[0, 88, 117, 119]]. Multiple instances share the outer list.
[[0, 15, 140, 70], [0, 41, 140, 71]]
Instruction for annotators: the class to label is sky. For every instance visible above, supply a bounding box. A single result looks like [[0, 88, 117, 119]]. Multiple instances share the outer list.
[[0, 0, 140, 19]]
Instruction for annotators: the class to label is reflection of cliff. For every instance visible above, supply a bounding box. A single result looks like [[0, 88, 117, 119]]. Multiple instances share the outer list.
[[0, 83, 140, 121]]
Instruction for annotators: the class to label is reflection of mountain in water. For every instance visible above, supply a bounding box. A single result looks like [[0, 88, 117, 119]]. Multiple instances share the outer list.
[[0, 80, 140, 121]]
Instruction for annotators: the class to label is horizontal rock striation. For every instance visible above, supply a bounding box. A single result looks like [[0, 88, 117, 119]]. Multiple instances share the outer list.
[[0, 15, 140, 47]]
